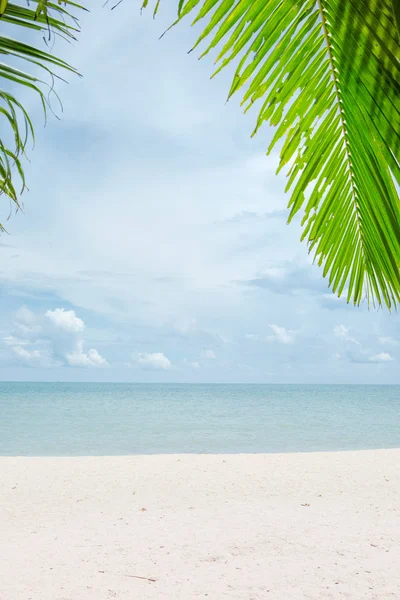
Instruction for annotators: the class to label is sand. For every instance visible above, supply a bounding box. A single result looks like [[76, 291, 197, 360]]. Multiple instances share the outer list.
[[1, 450, 399, 600]]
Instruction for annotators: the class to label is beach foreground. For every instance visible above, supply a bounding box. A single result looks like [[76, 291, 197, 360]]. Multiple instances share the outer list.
[[1, 450, 399, 599]]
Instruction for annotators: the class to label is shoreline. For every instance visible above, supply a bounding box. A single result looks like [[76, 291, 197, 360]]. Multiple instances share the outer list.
[[2, 449, 400, 599], [1, 446, 399, 457]]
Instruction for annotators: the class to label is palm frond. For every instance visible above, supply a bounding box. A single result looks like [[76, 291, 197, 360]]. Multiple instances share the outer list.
[[147, 0, 400, 309], [0, 0, 82, 228]]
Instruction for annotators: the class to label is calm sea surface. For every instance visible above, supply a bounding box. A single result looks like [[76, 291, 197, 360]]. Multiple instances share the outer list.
[[0, 383, 399, 456]]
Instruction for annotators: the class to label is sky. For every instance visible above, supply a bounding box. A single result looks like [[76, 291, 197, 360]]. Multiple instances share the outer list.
[[0, 2, 399, 383]]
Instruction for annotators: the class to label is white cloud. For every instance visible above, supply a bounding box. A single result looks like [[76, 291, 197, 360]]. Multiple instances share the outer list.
[[200, 349, 216, 359], [245, 333, 261, 341], [337, 350, 394, 365], [135, 352, 171, 370], [333, 328, 395, 366], [368, 352, 394, 364], [44, 308, 107, 367], [11, 345, 46, 366], [5, 307, 108, 368], [266, 324, 296, 345], [66, 341, 109, 368], [45, 308, 85, 334]]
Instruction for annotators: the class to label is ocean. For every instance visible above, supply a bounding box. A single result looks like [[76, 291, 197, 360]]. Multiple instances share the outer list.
[[0, 382, 399, 456]]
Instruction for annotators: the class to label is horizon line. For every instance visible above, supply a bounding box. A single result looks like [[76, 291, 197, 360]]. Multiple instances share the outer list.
[[0, 381, 398, 386]]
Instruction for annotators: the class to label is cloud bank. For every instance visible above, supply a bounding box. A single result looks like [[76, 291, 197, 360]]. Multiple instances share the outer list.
[[4, 307, 108, 368]]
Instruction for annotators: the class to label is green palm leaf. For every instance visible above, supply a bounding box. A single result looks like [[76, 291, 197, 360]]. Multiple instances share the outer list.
[[0, 0, 82, 227], [147, 0, 400, 308]]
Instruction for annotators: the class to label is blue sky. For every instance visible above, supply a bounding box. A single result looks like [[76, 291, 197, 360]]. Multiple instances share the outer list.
[[0, 2, 399, 383]]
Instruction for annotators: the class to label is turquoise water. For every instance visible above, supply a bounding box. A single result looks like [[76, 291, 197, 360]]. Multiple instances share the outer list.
[[0, 382, 399, 456]]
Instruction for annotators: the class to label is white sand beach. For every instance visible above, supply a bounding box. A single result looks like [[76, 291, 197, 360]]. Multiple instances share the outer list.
[[1, 450, 399, 599]]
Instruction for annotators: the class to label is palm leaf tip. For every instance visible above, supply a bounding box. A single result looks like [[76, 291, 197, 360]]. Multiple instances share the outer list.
[[0, 0, 83, 228], [148, 0, 400, 309]]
